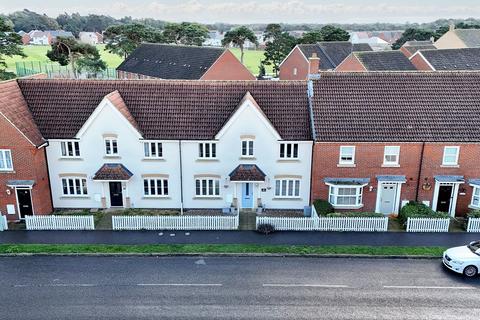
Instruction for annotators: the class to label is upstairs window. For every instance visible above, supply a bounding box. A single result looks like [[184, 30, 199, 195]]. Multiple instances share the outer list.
[[144, 142, 163, 158], [105, 138, 118, 156], [339, 146, 355, 165], [280, 143, 299, 159], [443, 146, 459, 166], [198, 142, 217, 159], [241, 139, 254, 157], [383, 146, 400, 165], [61, 141, 80, 158], [0, 149, 13, 171]]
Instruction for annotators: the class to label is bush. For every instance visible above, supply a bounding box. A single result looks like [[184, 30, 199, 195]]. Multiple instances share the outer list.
[[256, 223, 275, 235], [467, 210, 480, 219], [326, 212, 384, 218], [398, 201, 449, 225], [313, 199, 334, 216]]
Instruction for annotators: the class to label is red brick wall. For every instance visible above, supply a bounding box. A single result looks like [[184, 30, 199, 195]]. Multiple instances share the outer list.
[[201, 50, 256, 80], [400, 47, 413, 58], [410, 53, 434, 71], [0, 115, 52, 220], [279, 47, 310, 80], [335, 54, 367, 72]]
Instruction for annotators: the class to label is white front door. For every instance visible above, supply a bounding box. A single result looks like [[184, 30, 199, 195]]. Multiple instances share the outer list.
[[379, 184, 397, 215]]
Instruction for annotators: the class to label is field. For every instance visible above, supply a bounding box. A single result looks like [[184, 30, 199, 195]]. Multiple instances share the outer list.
[[5, 45, 268, 76]]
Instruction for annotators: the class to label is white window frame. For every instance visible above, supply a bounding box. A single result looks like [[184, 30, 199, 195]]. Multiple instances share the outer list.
[[104, 138, 119, 156], [293, 67, 298, 76], [442, 146, 459, 166], [470, 185, 480, 209], [61, 177, 88, 196], [383, 146, 400, 166], [143, 141, 163, 159], [195, 178, 220, 197], [328, 185, 364, 208], [60, 140, 80, 158], [0, 149, 13, 171], [274, 179, 301, 198], [339, 146, 355, 165], [279, 143, 299, 159], [241, 139, 254, 157], [143, 178, 169, 197], [198, 142, 217, 159]]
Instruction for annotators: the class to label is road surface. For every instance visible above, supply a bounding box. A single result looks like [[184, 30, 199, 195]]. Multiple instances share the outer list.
[[1, 256, 479, 319]]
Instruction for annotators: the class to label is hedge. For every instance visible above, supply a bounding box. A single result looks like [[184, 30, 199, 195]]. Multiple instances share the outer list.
[[313, 199, 334, 216], [399, 201, 450, 225], [326, 212, 385, 218], [467, 209, 480, 219]]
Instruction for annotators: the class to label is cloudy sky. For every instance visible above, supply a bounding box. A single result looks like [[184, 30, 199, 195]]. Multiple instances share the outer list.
[[1, 0, 479, 24]]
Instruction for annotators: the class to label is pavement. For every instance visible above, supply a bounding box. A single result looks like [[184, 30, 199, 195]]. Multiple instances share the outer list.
[[1, 230, 480, 247], [1, 256, 479, 319]]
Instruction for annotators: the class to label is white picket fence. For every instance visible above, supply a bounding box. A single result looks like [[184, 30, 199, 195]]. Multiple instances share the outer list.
[[112, 214, 239, 230], [467, 218, 480, 233], [25, 215, 95, 230], [256, 206, 389, 232], [0, 215, 7, 231], [406, 217, 450, 232]]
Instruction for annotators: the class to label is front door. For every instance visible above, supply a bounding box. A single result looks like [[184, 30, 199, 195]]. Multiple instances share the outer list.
[[109, 182, 123, 207], [379, 184, 397, 214], [437, 185, 453, 213], [16, 189, 33, 219], [241, 183, 254, 209]]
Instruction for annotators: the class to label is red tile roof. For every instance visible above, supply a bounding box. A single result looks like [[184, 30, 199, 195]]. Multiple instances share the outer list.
[[229, 164, 266, 182], [93, 163, 133, 181]]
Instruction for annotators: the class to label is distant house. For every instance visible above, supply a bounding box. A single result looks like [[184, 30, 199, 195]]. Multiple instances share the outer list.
[[435, 25, 480, 49], [23, 30, 74, 45], [203, 30, 224, 47], [350, 32, 391, 51], [336, 51, 417, 72], [279, 41, 372, 80], [79, 32, 103, 45], [116, 43, 256, 80], [410, 48, 480, 71], [400, 40, 436, 58]]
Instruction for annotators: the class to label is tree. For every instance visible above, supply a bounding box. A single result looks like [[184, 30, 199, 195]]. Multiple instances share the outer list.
[[104, 24, 163, 59], [221, 26, 257, 64], [163, 22, 209, 46], [257, 63, 266, 79], [8, 9, 59, 32], [392, 28, 436, 49], [297, 30, 323, 44], [318, 25, 350, 42], [262, 24, 296, 77], [0, 16, 25, 80], [47, 36, 106, 78]]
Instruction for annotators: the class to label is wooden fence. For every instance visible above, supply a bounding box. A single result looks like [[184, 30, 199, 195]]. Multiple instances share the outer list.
[[0, 215, 7, 231], [25, 215, 95, 230], [406, 218, 450, 232], [112, 214, 239, 231], [467, 218, 480, 233]]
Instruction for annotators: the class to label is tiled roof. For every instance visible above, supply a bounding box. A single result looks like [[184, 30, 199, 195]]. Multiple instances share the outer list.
[[17, 79, 311, 140], [298, 42, 372, 70], [354, 51, 417, 71], [93, 163, 133, 180], [298, 44, 335, 70], [419, 48, 480, 70], [311, 72, 480, 142], [116, 43, 225, 79], [0, 80, 45, 147], [401, 40, 436, 55], [229, 164, 266, 181], [352, 43, 373, 52], [453, 29, 480, 47]]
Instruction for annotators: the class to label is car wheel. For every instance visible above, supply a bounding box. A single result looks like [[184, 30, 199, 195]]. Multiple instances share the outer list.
[[463, 265, 478, 278]]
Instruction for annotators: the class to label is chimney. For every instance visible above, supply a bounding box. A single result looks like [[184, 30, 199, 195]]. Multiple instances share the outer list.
[[449, 22, 455, 32], [308, 52, 320, 77]]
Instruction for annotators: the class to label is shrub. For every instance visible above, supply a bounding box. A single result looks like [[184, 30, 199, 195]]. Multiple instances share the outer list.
[[467, 210, 480, 219], [398, 201, 449, 225], [313, 199, 334, 216], [256, 223, 275, 235], [326, 212, 384, 218]]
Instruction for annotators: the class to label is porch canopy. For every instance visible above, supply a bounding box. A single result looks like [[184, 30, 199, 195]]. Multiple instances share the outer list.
[[229, 164, 266, 182], [324, 177, 370, 186], [6, 180, 35, 188], [434, 175, 464, 183], [93, 163, 133, 181], [376, 175, 406, 183], [469, 179, 480, 187]]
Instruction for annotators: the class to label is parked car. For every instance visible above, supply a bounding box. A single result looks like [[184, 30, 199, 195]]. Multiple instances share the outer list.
[[443, 241, 480, 277]]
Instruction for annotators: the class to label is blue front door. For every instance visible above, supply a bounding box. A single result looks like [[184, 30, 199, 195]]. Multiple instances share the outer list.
[[241, 183, 254, 208]]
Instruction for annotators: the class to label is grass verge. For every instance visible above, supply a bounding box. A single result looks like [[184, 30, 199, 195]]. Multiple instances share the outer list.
[[0, 244, 446, 257]]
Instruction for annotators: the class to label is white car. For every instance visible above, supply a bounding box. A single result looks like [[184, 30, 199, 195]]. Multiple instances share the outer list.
[[443, 241, 480, 277]]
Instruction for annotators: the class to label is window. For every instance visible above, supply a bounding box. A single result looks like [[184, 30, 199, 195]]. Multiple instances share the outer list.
[[241, 139, 254, 157], [61, 178, 88, 196], [275, 179, 300, 198], [328, 186, 363, 207], [471, 187, 480, 208], [105, 138, 118, 156], [293, 67, 297, 76], [383, 146, 400, 165], [144, 142, 163, 158], [198, 143, 217, 159], [195, 178, 220, 197], [60, 141, 80, 157], [280, 143, 299, 159], [143, 179, 168, 196], [0, 149, 13, 171], [443, 146, 459, 165], [339, 146, 355, 165]]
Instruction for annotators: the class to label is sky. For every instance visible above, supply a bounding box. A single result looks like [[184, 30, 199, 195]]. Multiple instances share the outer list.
[[1, 0, 479, 24]]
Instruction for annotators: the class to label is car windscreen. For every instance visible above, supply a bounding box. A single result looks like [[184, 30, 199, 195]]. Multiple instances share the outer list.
[[468, 242, 480, 255]]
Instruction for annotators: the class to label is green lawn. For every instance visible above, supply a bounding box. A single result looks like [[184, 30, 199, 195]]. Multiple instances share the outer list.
[[229, 48, 270, 76]]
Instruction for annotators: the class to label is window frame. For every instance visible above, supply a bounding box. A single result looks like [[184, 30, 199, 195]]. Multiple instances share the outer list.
[[60, 140, 81, 158], [61, 177, 88, 196], [442, 146, 460, 166], [328, 185, 364, 208], [274, 179, 301, 198], [0, 149, 13, 171], [383, 146, 400, 166], [104, 138, 119, 156], [339, 146, 355, 165], [279, 143, 299, 159], [195, 178, 221, 197], [471, 186, 480, 209], [143, 141, 163, 159], [198, 142, 217, 159], [241, 139, 254, 157], [143, 178, 169, 197]]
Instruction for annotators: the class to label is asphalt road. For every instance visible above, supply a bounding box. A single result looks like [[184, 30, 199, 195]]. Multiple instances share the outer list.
[[1, 256, 480, 319]]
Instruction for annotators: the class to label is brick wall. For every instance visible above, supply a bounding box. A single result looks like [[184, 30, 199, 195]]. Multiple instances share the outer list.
[[201, 50, 256, 80], [410, 53, 434, 71], [279, 47, 310, 80], [399, 47, 413, 58], [335, 54, 367, 72]]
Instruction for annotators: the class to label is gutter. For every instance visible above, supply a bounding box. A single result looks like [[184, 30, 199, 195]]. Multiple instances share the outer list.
[[307, 79, 317, 206], [179, 140, 184, 215], [415, 142, 426, 202]]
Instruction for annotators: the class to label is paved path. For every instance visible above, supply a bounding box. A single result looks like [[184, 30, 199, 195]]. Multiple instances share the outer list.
[[1, 256, 479, 319], [1, 230, 480, 246]]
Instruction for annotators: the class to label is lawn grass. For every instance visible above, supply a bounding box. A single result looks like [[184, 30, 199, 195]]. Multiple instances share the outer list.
[[0, 244, 447, 257], [229, 48, 271, 75]]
